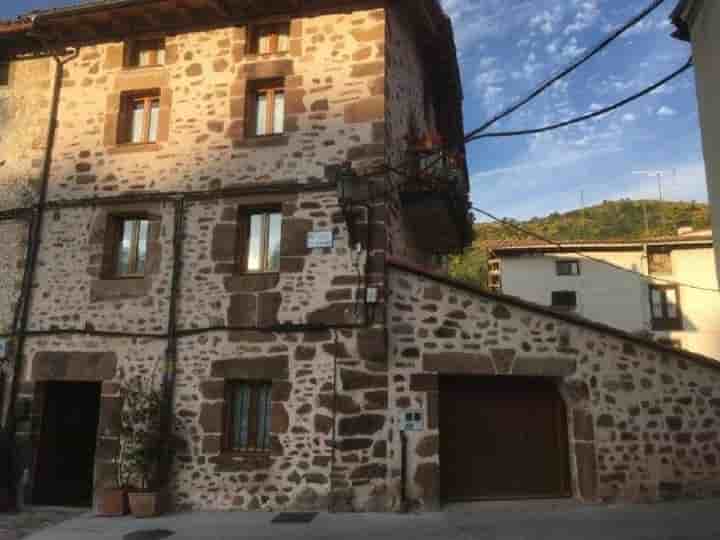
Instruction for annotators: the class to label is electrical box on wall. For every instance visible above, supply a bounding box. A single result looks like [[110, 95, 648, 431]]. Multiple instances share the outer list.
[[0, 338, 7, 359], [399, 409, 424, 432]]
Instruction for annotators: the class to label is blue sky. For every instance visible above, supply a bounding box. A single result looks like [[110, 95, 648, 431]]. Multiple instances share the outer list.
[[440, 0, 705, 220], [2, 1, 706, 221]]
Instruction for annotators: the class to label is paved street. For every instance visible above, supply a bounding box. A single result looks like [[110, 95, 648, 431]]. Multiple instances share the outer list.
[[0, 507, 86, 539], [9, 499, 720, 540]]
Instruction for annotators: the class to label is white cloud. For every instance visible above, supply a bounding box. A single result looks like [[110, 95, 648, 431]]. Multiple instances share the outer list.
[[622, 113, 637, 123], [561, 37, 586, 58], [564, 0, 600, 35], [529, 8, 562, 35], [657, 106, 677, 117]]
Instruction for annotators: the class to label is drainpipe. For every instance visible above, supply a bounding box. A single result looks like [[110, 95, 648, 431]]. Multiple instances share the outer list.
[[642, 243, 651, 331], [5, 25, 78, 508], [400, 430, 407, 511], [328, 329, 339, 513], [157, 195, 185, 494]]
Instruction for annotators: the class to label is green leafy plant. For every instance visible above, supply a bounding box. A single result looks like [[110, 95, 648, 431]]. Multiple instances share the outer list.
[[119, 376, 164, 492]]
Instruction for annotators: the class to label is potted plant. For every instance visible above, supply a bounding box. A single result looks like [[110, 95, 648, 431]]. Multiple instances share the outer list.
[[120, 376, 164, 518], [96, 452, 129, 516]]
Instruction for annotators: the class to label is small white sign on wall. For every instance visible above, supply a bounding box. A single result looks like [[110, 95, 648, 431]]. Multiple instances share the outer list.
[[306, 230, 334, 249], [399, 409, 424, 432]]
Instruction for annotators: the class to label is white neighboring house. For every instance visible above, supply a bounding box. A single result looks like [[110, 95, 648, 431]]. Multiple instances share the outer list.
[[672, 0, 720, 283], [488, 229, 720, 360]]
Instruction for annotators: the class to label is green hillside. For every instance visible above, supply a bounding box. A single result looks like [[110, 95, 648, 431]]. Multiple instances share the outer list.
[[450, 199, 712, 287]]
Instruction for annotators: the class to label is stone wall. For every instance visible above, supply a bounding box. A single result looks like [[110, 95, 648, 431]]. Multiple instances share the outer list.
[[0, 219, 26, 423], [0, 56, 52, 210], [46, 7, 387, 200], [16, 334, 167, 500], [172, 325, 390, 512], [387, 262, 720, 509], [384, 4, 437, 263], [4, 4, 398, 511]]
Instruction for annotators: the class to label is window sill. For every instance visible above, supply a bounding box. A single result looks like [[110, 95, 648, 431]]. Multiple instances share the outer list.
[[233, 134, 289, 149], [221, 450, 272, 460], [245, 52, 290, 60], [122, 64, 166, 72], [224, 272, 279, 293], [108, 143, 162, 155]]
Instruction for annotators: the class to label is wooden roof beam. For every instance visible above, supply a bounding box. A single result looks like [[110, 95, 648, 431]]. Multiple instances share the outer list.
[[169, 0, 196, 24], [206, 0, 233, 17]]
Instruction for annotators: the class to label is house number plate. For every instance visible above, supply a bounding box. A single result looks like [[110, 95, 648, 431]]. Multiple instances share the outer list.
[[399, 410, 424, 432], [306, 230, 334, 249]]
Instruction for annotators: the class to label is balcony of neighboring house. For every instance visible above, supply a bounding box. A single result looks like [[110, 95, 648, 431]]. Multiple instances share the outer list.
[[398, 133, 474, 255]]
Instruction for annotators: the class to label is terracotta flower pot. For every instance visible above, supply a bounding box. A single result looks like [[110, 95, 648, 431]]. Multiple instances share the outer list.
[[97, 488, 128, 517], [128, 491, 161, 518]]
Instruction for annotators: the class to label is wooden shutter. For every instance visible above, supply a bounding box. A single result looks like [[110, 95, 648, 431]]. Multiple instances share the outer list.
[[236, 209, 251, 272], [116, 97, 130, 144]]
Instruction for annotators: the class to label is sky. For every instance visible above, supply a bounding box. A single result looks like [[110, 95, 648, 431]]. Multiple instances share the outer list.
[[1, 0, 707, 222]]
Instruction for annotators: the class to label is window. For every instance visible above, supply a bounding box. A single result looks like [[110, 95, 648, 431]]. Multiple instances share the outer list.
[[224, 381, 272, 452], [248, 80, 285, 136], [0, 63, 9, 86], [251, 23, 290, 55], [113, 217, 150, 277], [240, 209, 282, 273], [127, 38, 166, 67], [120, 92, 161, 144], [556, 260, 580, 276], [551, 291, 577, 312], [648, 250, 672, 275], [649, 285, 683, 330]]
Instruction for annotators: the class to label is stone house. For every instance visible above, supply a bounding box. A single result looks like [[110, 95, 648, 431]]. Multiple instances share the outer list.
[[487, 231, 720, 361], [0, 0, 718, 514]]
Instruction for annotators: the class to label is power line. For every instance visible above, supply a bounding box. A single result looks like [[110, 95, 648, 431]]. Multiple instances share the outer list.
[[472, 205, 720, 294], [467, 58, 693, 142], [464, 0, 668, 142]]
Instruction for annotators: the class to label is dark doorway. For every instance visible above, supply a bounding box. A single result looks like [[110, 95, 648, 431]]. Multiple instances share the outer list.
[[34, 382, 101, 506], [440, 376, 571, 502]]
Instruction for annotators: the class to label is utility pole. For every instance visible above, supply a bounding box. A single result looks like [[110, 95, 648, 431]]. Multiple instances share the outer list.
[[580, 190, 586, 238], [632, 169, 676, 232]]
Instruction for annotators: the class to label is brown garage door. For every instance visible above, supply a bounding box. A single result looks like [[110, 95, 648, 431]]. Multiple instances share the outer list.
[[440, 376, 570, 502]]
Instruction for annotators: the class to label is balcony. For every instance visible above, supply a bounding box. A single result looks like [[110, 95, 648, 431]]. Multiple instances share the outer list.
[[398, 147, 474, 254]]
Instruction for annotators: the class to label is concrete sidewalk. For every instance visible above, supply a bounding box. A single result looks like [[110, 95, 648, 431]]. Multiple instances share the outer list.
[[21, 498, 720, 540]]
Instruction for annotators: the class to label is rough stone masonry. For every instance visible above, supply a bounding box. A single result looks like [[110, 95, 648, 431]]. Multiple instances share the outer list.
[[0, 0, 718, 514]]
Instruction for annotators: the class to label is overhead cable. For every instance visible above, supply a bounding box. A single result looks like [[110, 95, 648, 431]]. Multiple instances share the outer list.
[[467, 58, 693, 142], [464, 0, 668, 141]]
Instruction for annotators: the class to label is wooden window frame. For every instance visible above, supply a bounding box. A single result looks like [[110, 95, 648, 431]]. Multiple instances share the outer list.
[[108, 215, 151, 279], [556, 260, 580, 276], [648, 250, 673, 276], [126, 37, 166, 68], [0, 63, 9, 86], [551, 290, 578, 312], [119, 91, 161, 145], [649, 284, 683, 331], [249, 22, 290, 55], [237, 207, 283, 274], [246, 79, 285, 138], [223, 380, 273, 454]]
